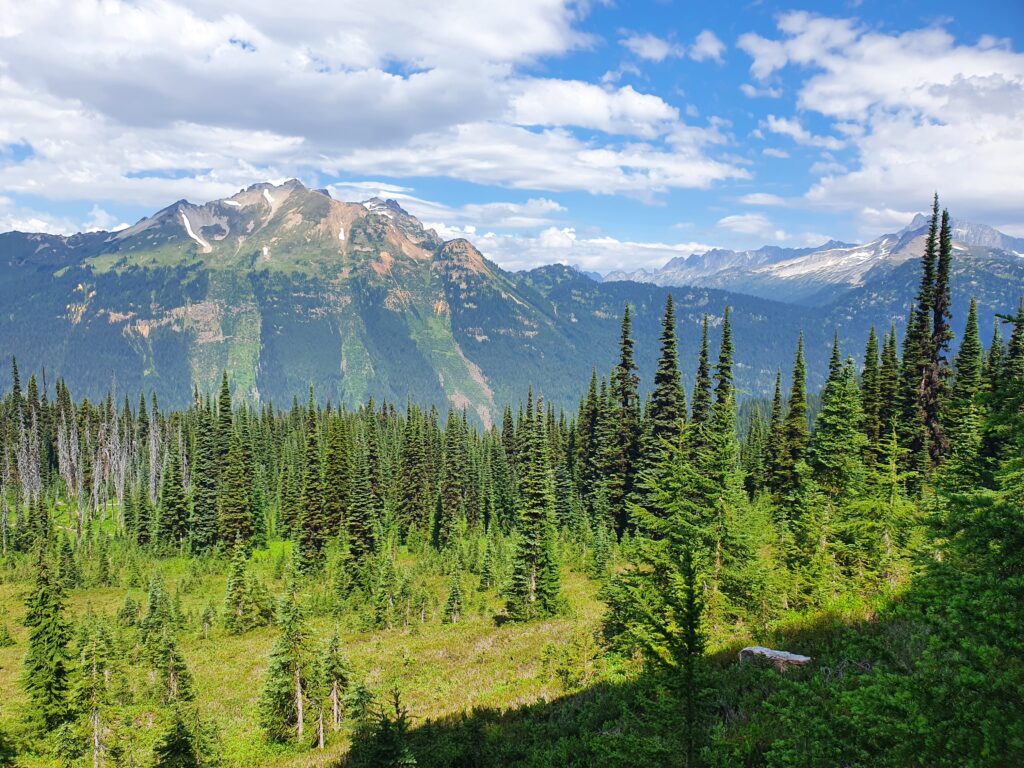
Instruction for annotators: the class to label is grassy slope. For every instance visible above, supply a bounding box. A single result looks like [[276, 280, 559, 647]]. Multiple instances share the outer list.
[[0, 528, 605, 767]]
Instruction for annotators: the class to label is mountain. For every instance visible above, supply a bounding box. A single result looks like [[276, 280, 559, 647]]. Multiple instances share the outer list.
[[605, 217, 1023, 307], [0, 181, 826, 420], [0, 182, 1019, 420]]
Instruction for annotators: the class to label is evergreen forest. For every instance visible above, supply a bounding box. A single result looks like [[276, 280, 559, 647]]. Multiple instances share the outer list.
[[0, 198, 1021, 767]]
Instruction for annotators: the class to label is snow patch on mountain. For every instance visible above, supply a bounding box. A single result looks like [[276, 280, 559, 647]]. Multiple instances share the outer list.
[[180, 212, 211, 252]]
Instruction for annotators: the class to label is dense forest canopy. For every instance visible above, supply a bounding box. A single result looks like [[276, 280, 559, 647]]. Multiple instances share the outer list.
[[0, 197, 1021, 766]]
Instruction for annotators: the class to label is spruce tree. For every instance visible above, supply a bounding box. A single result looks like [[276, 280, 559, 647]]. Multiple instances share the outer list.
[[297, 396, 327, 571], [189, 405, 219, 553], [136, 483, 155, 548], [943, 298, 984, 486], [690, 314, 712, 430], [323, 413, 351, 539], [648, 294, 686, 457], [218, 429, 253, 547], [151, 709, 201, 768], [347, 437, 378, 564], [861, 326, 881, 455], [158, 436, 189, 547], [506, 397, 561, 621], [775, 332, 808, 494], [259, 576, 309, 742], [21, 551, 72, 732], [609, 306, 641, 531]]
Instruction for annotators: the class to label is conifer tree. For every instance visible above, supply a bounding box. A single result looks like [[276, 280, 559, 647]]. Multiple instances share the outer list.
[[765, 370, 785, 490], [189, 405, 218, 553], [21, 551, 73, 732], [297, 396, 327, 571], [74, 616, 115, 768], [690, 314, 712, 432], [223, 543, 253, 635], [259, 576, 309, 742], [158, 436, 189, 547], [216, 372, 232, 478], [151, 709, 201, 768], [609, 305, 641, 530], [323, 413, 351, 539], [444, 573, 463, 624], [218, 429, 253, 547], [943, 298, 984, 486], [154, 632, 196, 704], [878, 325, 902, 442], [506, 397, 561, 621], [809, 355, 867, 500], [861, 326, 881, 454], [648, 294, 686, 457], [775, 332, 809, 494], [347, 437, 378, 564], [136, 483, 155, 548]]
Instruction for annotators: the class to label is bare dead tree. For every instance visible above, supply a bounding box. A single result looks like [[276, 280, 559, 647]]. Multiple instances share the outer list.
[[16, 409, 42, 503], [57, 409, 85, 540]]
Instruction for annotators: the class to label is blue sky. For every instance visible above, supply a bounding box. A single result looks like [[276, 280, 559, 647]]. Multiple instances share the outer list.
[[0, 0, 1021, 272]]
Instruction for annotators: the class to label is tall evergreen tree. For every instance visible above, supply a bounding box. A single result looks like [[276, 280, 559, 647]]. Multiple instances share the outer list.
[[690, 314, 712, 429], [189, 404, 219, 553], [648, 294, 686, 456], [774, 332, 808, 495], [608, 305, 641, 531], [943, 298, 984, 487], [260, 576, 309, 743], [218, 429, 253, 547], [506, 397, 561, 621], [158, 435, 189, 547], [297, 396, 327, 571], [861, 326, 881, 455], [21, 551, 73, 732]]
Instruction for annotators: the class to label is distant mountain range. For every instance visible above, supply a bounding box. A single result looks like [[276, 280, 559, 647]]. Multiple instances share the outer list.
[[604, 215, 1024, 307], [1, 180, 1021, 421]]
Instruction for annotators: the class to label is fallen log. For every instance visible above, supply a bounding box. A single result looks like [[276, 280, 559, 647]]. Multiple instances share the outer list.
[[739, 646, 812, 671]]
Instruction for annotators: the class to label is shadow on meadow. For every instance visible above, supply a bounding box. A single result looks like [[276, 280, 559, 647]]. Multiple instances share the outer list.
[[341, 600, 924, 768]]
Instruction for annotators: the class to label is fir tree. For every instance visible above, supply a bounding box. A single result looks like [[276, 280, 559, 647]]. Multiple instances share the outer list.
[[861, 326, 881, 454], [189, 405, 219, 553], [347, 438, 378, 564], [158, 436, 190, 547], [775, 332, 809, 494], [608, 305, 641, 531], [21, 551, 73, 732], [506, 397, 561, 621], [151, 709, 201, 768], [136, 483, 155, 548], [323, 414, 351, 539], [444, 573, 463, 624], [690, 314, 713, 432], [259, 577, 309, 742], [943, 298, 985, 486], [648, 294, 686, 457], [218, 429, 253, 547], [297, 397, 327, 571]]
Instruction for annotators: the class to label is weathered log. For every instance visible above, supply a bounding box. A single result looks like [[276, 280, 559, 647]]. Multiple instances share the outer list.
[[739, 646, 812, 671]]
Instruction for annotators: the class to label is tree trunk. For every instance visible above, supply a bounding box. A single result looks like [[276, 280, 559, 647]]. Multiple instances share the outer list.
[[331, 682, 340, 728]]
